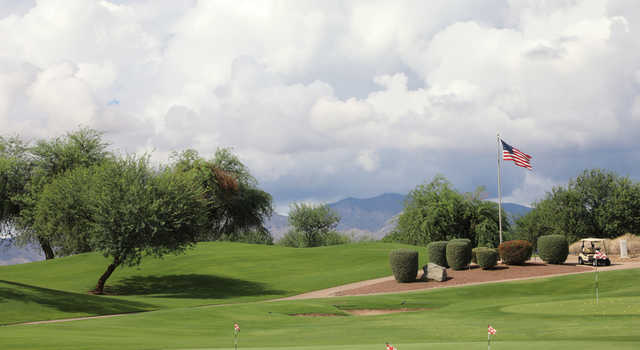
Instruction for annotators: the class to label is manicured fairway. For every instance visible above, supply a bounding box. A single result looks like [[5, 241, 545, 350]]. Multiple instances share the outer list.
[[0, 242, 428, 323], [0, 268, 638, 350]]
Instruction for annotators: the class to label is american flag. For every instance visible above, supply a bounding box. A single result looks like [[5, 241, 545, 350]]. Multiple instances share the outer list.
[[501, 139, 532, 170], [385, 343, 396, 350], [594, 251, 607, 260], [234, 323, 240, 332], [488, 325, 497, 335]]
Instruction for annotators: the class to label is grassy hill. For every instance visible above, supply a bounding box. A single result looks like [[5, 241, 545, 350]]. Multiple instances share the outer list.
[[0, 242, 428, 324], [1, 241, 638, 350], [1, 267, 638, 350]]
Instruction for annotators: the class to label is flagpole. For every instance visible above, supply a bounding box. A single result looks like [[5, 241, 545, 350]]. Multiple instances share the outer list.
[[496, 133, 503, 245], [488, 332, 491, 350]]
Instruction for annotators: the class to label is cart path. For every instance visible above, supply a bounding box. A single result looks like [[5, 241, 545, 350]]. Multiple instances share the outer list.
[[274, 257, 640, 301], [8, 257, 640, 326]]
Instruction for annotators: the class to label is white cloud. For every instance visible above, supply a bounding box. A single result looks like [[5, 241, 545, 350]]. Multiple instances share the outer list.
[[2, 0, 640, 207]]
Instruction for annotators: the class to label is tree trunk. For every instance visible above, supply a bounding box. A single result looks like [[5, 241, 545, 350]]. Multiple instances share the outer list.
[[39, 237, 55, 260], [93, 257, 120, 294]]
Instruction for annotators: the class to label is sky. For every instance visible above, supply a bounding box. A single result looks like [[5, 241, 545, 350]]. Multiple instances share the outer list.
[[2, 0, 640, 214]]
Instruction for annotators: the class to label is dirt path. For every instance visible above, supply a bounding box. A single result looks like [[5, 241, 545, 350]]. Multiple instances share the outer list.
[[9, 256, 640, 326], [276, 256, 640, 300]]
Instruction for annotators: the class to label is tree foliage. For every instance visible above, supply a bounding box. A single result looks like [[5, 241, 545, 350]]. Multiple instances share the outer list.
[[0, 135, 31, 235], [170, 148, 273, 242], [389, 175, 508, 247], [32, 155, 209, 293], [285, 203, 341, 247], [2, 128, 111, 258], [514, 169, 640, 244]]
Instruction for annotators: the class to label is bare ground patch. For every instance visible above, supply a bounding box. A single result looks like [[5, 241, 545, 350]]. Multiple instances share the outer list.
[[343, 308, 432, 316]]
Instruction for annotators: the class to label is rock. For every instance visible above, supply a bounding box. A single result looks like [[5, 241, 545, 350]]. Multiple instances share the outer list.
[[426, 263, 447, 282]]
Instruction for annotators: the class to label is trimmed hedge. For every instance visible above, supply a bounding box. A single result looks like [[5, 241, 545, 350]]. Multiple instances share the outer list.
[[450, 238, 472, 245], [446, 241, 472, 270], [476, 249, 498, 269], [498, 240, 533, 265], [389, 249, 418, 283], [472, 247, 492, 264], [537, 234, 569, 264], [427, 241, 449, 267]]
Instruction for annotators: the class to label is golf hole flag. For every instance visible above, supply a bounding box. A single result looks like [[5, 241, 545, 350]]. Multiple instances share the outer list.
[[487, 325, 496, 350], [501, 139, 532, 170], [233, 323, 240, 350], [385, 342, 396, 350]]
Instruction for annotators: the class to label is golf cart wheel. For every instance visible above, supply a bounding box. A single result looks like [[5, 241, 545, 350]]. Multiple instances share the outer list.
[[578, 257, 583, 265], [605, 259, 611, 266]]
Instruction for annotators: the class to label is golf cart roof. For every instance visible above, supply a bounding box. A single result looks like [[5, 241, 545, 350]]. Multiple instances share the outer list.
[[580, 238, 605, 242]]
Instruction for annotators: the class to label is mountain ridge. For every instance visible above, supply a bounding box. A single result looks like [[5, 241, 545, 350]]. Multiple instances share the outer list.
[[266, 193, 531, 240]]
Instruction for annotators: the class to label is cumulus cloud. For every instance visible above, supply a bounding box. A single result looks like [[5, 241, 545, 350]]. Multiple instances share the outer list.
[[2, 0, 640, 210]]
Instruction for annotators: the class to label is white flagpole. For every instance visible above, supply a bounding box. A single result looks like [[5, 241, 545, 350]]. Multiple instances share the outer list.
[[497, 133, 503, 245]]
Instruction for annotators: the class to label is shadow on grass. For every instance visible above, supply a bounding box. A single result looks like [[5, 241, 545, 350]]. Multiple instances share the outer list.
[[106, 274, 286, 299], [0, 280, 153, 323]]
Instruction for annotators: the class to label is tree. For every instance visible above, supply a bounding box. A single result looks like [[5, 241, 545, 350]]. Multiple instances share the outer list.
[[0, 136, 31, 236], [89, 156, 208, 294], [15, 128, 111, 259], [170, 148, 273, 242], [31, 167, 95, 256], [390, 175, 507, 247], [514, 169, 640, 243], [33, 155, 208, 294], [286, 203, 340, 247]]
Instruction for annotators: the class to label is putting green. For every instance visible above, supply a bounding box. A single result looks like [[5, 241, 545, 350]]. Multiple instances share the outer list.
[[175, 341, 639, 350], [501, 297, 640, 316]]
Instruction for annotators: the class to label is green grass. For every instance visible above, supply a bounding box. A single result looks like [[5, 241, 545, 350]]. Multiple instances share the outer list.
[[0, 242, 428, 323], [0, 241, 638, 349], [0, 268, 638, 350]]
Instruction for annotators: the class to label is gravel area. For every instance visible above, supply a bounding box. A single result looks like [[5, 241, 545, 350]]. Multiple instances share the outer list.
[[282, 256, 640, 300]]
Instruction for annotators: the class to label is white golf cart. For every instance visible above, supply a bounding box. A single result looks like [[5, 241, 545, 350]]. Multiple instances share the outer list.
[[577, 238, 611, 266]]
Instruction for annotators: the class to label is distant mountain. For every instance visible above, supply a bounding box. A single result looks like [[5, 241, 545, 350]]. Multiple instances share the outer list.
[[501, 202, 532, 218], [329, 193, 405, 232], [265, 194, 532, 241], [0, 239, 44, 266]]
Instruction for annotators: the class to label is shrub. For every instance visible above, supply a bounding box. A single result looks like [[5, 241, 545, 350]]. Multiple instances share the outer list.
[[323, 231, 352, 246], [446, 241, 472, 270], [278, 230, 304, 247], [476, 249, 499, 269], [537, 235, 569, 264], [427, 241, 449, 267], [389, 249, 419, 283], [498, 240, 533, 265], [472, 247, 492, 264], [450, 238, 472, 244]]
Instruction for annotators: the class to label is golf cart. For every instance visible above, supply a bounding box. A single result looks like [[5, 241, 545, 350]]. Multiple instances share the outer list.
[[577, 238, 611, 266]]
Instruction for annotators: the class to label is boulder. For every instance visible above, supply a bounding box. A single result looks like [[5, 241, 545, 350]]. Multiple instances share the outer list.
[[426, 263, 447, 282]]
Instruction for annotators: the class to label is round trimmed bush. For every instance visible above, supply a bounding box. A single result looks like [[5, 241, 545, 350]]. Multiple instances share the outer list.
[[537, 235, 569, 264], [446, 240, 472, 270], [476, 249, 498, 269], [389, 249, 418, 283], [472, 247, 492, 264], [498, 240, 533, 265], [427, 241, 449, 267], [450, 238, 472, 245]]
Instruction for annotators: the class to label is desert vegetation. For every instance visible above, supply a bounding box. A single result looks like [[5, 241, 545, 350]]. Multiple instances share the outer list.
[[0, 128, 275, 292]]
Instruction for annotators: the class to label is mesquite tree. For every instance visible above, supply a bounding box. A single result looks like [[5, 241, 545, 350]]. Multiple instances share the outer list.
[[14, 128, 111, 259], [90, 156, 208, 294], [32, 155, 208, 294]]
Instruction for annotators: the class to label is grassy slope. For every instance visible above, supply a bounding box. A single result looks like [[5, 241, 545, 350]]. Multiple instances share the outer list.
[[0, 268, 637, 350], [0, 242, 428, 324]]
